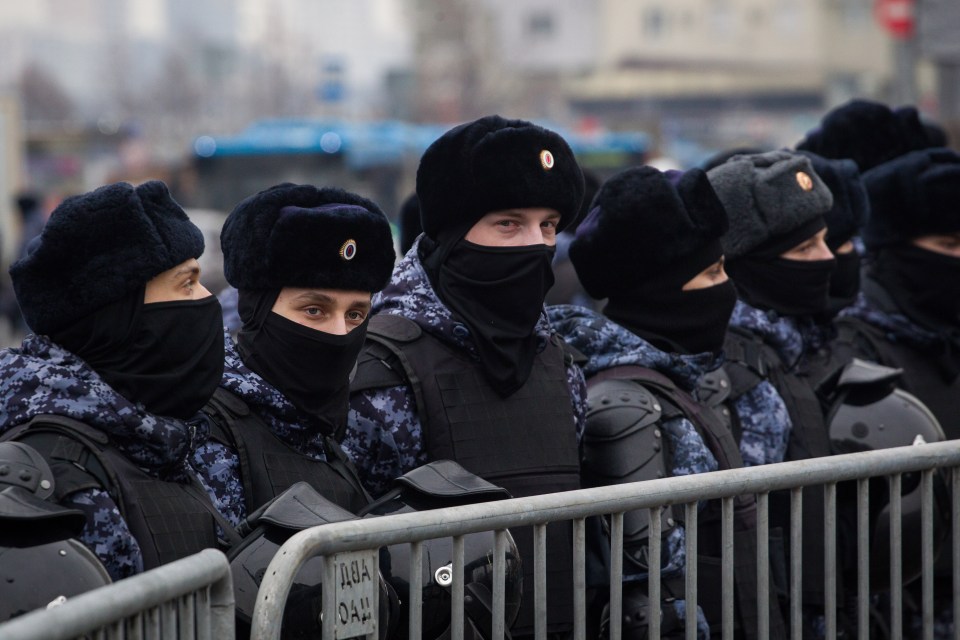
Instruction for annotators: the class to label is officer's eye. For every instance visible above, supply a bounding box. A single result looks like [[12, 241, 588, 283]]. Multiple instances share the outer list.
[[347, 309, 366, 322], [305, 307, 323, 317]]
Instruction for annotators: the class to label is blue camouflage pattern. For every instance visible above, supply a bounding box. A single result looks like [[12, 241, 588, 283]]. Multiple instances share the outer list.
[[343, 238, 587, 498], [732, 381, 793, 466], [547, 305, 713, 637], [0, 334, 208, 580], [841, 292, 942, 349], [728, 300, 805, 368], [726, 301, 799, 466], [62, 487, 144, 579]]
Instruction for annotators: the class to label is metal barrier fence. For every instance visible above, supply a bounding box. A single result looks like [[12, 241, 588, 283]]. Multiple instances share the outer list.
[[0, 548, 235, 640], [251, 441, 960, 640]]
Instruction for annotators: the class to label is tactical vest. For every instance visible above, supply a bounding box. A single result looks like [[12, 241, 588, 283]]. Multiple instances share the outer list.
[[835, 317, 960, 439], [587, 365, 782, 640], [352, 314, 581, 635], [720, 328, 839, 610], [202, 387, 371, 515], [1, 415, 226, 570]]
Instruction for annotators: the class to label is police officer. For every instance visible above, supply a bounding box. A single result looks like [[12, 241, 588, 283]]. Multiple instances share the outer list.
[[0, 181, 231, 581], [192, 183, 396, 523], [549, 165, 781, 639], [345, 115, 586, 637]]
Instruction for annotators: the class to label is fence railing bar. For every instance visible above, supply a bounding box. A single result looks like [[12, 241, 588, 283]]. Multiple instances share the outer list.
[[534, 523, 547, 640], [825, 482, 837, 640], [409, 541, 424, 640], [573, 518, 586, 640], [452, 535, 465, 640], [493, 532, 507, 640], [857, 478, 870, 640], [790, 486, 802, 640], [890, 473, 903, 640], [685, 502, 698, 640], [245, 444, 960, 640], [923, 469, 934, 640], [649, 507, 661, 640], [721, 496, 734, 640], [757, 492, 769, 640], [609, 513, 624, 640]]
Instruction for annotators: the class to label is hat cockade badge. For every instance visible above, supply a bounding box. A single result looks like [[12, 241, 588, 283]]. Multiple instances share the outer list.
[[795, 171, 814, 191], [540, 150, 555, 170], [340, 239, 357, 261]]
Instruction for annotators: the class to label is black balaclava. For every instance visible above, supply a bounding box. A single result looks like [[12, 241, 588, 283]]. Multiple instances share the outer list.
[[827, 249, 862, 315], [52, 287, 225, 420], [726, 217, 836, 317], [871, 245, 960, 327], [604, 240, 737, 355], [423, 234, 556, 397], [237, 290, 369, 426]]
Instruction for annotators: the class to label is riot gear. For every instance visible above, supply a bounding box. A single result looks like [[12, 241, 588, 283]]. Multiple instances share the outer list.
[[362, 461, 523, 640], [0, 442, 112, 621], [825, 362, 950, 589], [229, 481, 400, 640]]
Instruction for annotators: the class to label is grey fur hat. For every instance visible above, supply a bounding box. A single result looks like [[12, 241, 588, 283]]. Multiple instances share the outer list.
[[707, 150, 834, 260]]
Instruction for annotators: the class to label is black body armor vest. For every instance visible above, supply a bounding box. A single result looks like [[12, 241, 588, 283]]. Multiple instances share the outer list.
[[202, 387, 371, 515], [587, 365, 782, 640], [352, 314, 581, 635], [1, 415, 225, 570]]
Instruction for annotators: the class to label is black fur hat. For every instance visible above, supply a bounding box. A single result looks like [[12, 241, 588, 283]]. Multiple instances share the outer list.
[[10, 181, 203, 336], [397, 192, 422, 256], [862, 148, 960, 249], [799, 152, 870, 251], [707, 150, 834, 260], [570, 166, 728, 300], [796, 99, 932, 172], [416, 115, 585, 243], [221, 183, 395, 293]]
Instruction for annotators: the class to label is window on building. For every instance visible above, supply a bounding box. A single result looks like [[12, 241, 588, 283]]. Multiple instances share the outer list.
[[642, 7, 666, 38]]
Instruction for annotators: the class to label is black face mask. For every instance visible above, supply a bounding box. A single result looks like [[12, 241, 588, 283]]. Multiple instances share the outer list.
[[872, 245, 960, 326], [238, 293, 369, 420], [606, 280, 738, 356], [826, 251, 861, 316], [54, 294, 226, 420], [727, 256, 837, 317], [434, 240, 556, 397]]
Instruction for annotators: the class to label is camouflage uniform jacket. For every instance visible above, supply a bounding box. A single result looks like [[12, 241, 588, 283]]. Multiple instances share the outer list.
[[342, 238, 588, 498], [191, 332, 336, 527], [547, 304, 712, 637], [0, 334, 209, 580], [725, 301, 795, 466]]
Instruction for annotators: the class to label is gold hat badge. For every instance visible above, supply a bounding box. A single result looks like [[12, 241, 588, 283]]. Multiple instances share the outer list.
[[340, 239, 357, 261]]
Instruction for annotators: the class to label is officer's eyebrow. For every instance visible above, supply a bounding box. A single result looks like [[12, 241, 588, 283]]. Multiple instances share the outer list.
[[172, 264, 200, 279], [292, 291, 335, 305]]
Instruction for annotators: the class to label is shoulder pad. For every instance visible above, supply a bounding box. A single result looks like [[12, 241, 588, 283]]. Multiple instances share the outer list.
[[585, 378, 663, 440], [368, 314, 422, 343], [830, 388, 945, 454], [837, 357, 902, 388], [393, 460, 512, 507], [697, 368, 732, 407], [723, 329, 768, 378], [254, 481, 356, 531]]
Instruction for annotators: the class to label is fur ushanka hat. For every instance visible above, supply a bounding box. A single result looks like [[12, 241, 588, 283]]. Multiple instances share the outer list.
[[799, 152, 870, 252], [416, 115, 585, 243], [570, 166, 728, 300], [221, 183, 395, 293], [796, 99, 933, 172], [707, 150, 834, 260], [862, 148, 960, 250], [10, 180, 204, 335]]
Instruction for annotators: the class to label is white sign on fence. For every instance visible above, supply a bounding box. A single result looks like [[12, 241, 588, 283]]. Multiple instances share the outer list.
[[332, 550, 378, 639]]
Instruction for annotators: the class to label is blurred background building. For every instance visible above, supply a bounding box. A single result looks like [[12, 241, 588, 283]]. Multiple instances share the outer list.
[[0, 0, 957, 338]]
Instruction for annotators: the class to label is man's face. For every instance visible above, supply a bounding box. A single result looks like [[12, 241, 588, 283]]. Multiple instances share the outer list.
[[271, 287, 372, 335], [464, 208, 562, 247], [144, 258, 212, 303], [780, 228, 834, 262], [912, 233, 960, 258], [682, 257, 729, 291]]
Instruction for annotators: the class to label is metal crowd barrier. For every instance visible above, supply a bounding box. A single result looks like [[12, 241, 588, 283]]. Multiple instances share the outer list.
[[0, 548, 235, 640], [251, 441, 960, 640]]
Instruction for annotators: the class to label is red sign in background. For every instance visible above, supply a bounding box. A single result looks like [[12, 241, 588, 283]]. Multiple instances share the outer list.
[[875, 0, 916, 39]]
